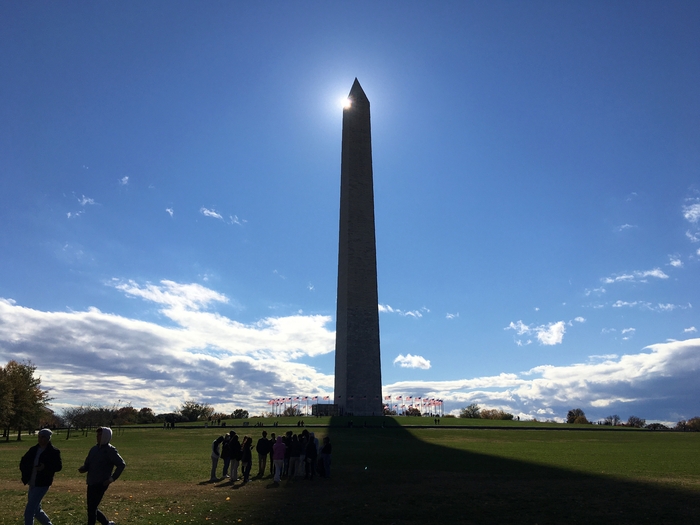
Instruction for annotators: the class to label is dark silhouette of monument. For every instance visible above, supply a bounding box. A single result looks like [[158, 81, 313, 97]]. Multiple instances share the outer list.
[[333, 79, 383, 417]]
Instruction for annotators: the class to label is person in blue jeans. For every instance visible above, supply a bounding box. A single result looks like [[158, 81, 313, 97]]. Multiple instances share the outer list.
[[20, 428, 63, 525]]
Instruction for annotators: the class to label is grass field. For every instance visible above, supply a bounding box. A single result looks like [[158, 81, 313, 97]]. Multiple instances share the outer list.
[[1, 417, 698, 524]]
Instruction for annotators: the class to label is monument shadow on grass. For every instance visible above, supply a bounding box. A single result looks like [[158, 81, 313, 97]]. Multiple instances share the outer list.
[[215, 417, 698, 525]]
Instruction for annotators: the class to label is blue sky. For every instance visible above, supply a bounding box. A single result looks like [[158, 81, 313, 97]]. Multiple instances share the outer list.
[[1, 1, 699, 423]]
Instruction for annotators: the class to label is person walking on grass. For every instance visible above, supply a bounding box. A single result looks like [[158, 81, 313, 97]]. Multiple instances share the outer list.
[[209, 436, 224, 482], [78, 427, 126, 525], [20, 428, 62, 525]]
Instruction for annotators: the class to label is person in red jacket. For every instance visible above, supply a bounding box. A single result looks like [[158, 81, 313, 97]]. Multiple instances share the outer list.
[[20, 428, 63, 525]]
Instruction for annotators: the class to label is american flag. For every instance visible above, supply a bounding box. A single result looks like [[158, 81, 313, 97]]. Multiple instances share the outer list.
[[384, 395, 391, 400], [323, 396, 330, 400], [396, 395, 402, 400], [303, 396, 308, 400], [312, 396, 318, 401]]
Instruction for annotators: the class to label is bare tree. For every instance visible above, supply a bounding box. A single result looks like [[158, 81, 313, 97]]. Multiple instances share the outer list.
[[627, 415, 646, 428], [459, 403, 481, 418], [566, 408, 586, 424], [604, 414, 621, 426]]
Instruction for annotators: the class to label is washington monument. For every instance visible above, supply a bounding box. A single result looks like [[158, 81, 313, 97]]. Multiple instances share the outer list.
[[334, 79, 383, 416]]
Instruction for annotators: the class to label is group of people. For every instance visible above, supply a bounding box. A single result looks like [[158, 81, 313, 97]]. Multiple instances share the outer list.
[[19, 424, 333, 525], [20, 427, 126, 525], [210, 428, 332, 484]]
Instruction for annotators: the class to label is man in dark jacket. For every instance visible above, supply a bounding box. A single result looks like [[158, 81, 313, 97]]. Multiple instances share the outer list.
[[20, 428, 63, 525], [78, 427, 126, 525], [255, 430, 269, 477]]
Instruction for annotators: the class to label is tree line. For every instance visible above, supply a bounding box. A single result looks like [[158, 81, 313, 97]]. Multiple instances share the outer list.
[[458, 403, 700, 430], [0, 360, 255, 440]]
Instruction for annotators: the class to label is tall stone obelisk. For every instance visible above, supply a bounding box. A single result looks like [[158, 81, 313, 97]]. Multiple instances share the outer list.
[[334, 78, 383, 417]]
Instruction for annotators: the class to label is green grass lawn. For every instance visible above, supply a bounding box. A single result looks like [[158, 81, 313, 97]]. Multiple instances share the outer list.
[[1, 418, 698, 524]]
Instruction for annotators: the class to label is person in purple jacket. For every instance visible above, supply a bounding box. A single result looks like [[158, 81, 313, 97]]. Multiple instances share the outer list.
[[272, 436, 286, 483]]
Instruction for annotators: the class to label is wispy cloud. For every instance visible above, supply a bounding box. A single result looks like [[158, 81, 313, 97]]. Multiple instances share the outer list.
[[78, 194, 96, 206], [200, 207, 223, 220], [379, 304, 430, 318], [119, 176, 129, 186], [683, 202, 700, 223], [612, 301, 690, 312], [166, 208, 174, 218], [684, 327, 697, 333], [393, 354, 431, 370], [506, 319, 582, 346], [602, 268, 669, 284], [668, 255, 683, 268], [615, 224, 636, 232], [445, 312, 459, 320]]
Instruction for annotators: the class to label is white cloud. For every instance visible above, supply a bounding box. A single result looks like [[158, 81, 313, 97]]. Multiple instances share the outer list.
[[602, 268, 668, 284], [0, 281, 335, 414], [78, 195, 95, 206], [200, 207, 223, 220], [166, 208, 174, 217], [616, 224, 636, 232], [119, 176, 129, 186], [383, 338, 700, 422], [379, 304, 429, 318], [669, 256, 683, 268], [683, 203, 700, 223], [686, 231, 700, 243], [611, 301, 689, 312], [230, 215, 247, 226], [393, 354, 431, 370], [585, 287, 606, 296], [2, 284, 699, 422], [684, 327, 697, 333], [621, 328, 635, 334], [506, 319, 577, 346], [445, 312, 459, 320], [537, 321, 566, 345]]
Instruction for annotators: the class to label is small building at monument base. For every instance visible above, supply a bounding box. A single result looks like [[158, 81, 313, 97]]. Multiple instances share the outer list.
[[311, 404, 339, 417]]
